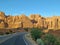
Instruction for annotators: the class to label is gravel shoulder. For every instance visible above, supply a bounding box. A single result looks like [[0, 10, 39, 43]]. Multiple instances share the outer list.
[[25, 33, 38, 45]]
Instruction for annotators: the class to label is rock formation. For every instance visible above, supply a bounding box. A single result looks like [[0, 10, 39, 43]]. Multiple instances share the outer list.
[[0, 12, 60, 30], [19, 14, 33, 28]]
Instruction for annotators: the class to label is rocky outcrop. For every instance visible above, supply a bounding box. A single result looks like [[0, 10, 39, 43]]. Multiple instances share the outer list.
[[5, 14, 33, 28], [0, 12, 7, 28], [0, 12, 60, 29], [19, 14, 33, 28], [0, 12, 6, 20], [29, 14, 47, 28]]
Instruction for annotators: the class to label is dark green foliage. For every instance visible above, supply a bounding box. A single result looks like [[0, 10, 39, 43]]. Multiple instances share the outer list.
[[36, 39, 44, 45], [54, 41, 60, 45], [30, 28, 43, 41], [43, 34, 57, 45], [30, 28, 60, 45]]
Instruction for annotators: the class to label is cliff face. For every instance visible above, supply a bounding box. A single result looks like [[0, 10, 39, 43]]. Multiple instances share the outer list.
[[0, 12, 5, 20], [0, 12, 60, 29], [5, 14, 33, 28], [0, 12, 7, 28]]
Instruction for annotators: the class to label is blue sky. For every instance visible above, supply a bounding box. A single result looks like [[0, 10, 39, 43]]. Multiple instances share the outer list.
[[0, 0, 60, 17]]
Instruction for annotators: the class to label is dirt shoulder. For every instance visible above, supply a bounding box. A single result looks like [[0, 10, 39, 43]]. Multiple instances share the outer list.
[[25, 33, 38, 45]]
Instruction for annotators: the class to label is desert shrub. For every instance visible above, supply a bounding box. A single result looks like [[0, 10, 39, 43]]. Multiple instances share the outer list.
[[54, 41, 60, 45], [36, 38, 44, 45], [30, 28, 43, 41], [43, 34, 57, 45]]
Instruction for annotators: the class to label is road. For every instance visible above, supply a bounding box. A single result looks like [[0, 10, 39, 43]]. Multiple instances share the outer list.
[[0, 32, 27, 45]]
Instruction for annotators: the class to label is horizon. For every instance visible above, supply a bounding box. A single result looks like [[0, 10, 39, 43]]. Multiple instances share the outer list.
[[0, 11, 59, 18], [1, 11, 60, 18], [0, 0, 60, 17]]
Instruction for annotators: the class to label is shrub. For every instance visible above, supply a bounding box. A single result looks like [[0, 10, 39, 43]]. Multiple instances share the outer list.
[[36, 38, 44, 45], [43, 34, 57, 45], [54, 41, 60, 45], [30, 28, 43, 41]]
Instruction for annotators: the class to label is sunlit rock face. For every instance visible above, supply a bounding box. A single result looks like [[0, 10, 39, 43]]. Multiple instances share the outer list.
[[36, 17, 46, 28], [45, 17, 52, 29], [29, 14, 41, 28], [19, 14, 33, 28], [51, 16, 60, 29], [0, 12, 8, 28], [45, 16, 60, 29], [6, 14, 33, 28], [29, 14, 60, 29], [29, 14, 41, 21], [6, 16, 21, 28], [0, 12, 60, 29], [0, 21, 5, 28], [0, 12, 6, 20], [29, 14, 47, 28], [58, 17, 60, 29]]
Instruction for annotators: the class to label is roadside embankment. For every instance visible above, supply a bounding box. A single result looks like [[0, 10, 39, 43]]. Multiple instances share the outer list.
[[24, 33, 38, 45]]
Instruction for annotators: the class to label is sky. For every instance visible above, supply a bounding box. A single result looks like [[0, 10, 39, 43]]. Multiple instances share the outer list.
[[0, 0, 60, 17]]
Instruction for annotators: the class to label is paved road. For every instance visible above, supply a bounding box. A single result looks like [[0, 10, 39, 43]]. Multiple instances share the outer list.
[[0, 32, 27, 45]]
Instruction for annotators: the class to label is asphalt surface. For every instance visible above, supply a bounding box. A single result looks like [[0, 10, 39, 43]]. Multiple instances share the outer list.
[[0, 32, 27, 45]]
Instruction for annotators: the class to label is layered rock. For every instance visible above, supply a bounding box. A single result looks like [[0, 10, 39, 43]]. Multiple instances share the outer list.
[[19, 14, 33, 28], [5, 14, 33, 28], [0, 21, 5, 28], [29, 14, 41, 28], [45, 16, 60, 29], [0, 12, 60, 29], [29, 14, 47, 28], [0, 12, 7, 28], [6, 16, 21, 28], [0, 12, 6, 20], [36, 17, 46, 28]]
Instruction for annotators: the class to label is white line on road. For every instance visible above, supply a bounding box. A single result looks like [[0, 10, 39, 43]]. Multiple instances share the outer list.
[[23, 35, 28, 45]]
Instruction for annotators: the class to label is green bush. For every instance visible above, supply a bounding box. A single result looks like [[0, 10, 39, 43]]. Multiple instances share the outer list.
[[54, 41, 60, 45], [30, 28, 43, 41], [43, 34, 57, 45], [36, 39, 44, 45]]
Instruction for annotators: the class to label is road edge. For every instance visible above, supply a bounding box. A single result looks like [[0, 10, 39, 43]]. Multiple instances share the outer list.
[[23, 33, 38, 45]]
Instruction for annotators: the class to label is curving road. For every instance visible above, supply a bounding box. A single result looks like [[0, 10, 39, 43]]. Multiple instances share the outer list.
[[0, 32, 27, 45]]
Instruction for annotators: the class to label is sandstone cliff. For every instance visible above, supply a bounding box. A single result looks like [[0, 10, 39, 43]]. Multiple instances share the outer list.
[[0, 12, 60, 29]]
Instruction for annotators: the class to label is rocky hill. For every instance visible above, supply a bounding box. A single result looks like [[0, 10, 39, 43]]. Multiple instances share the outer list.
[[0, 12, 60, 29]]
